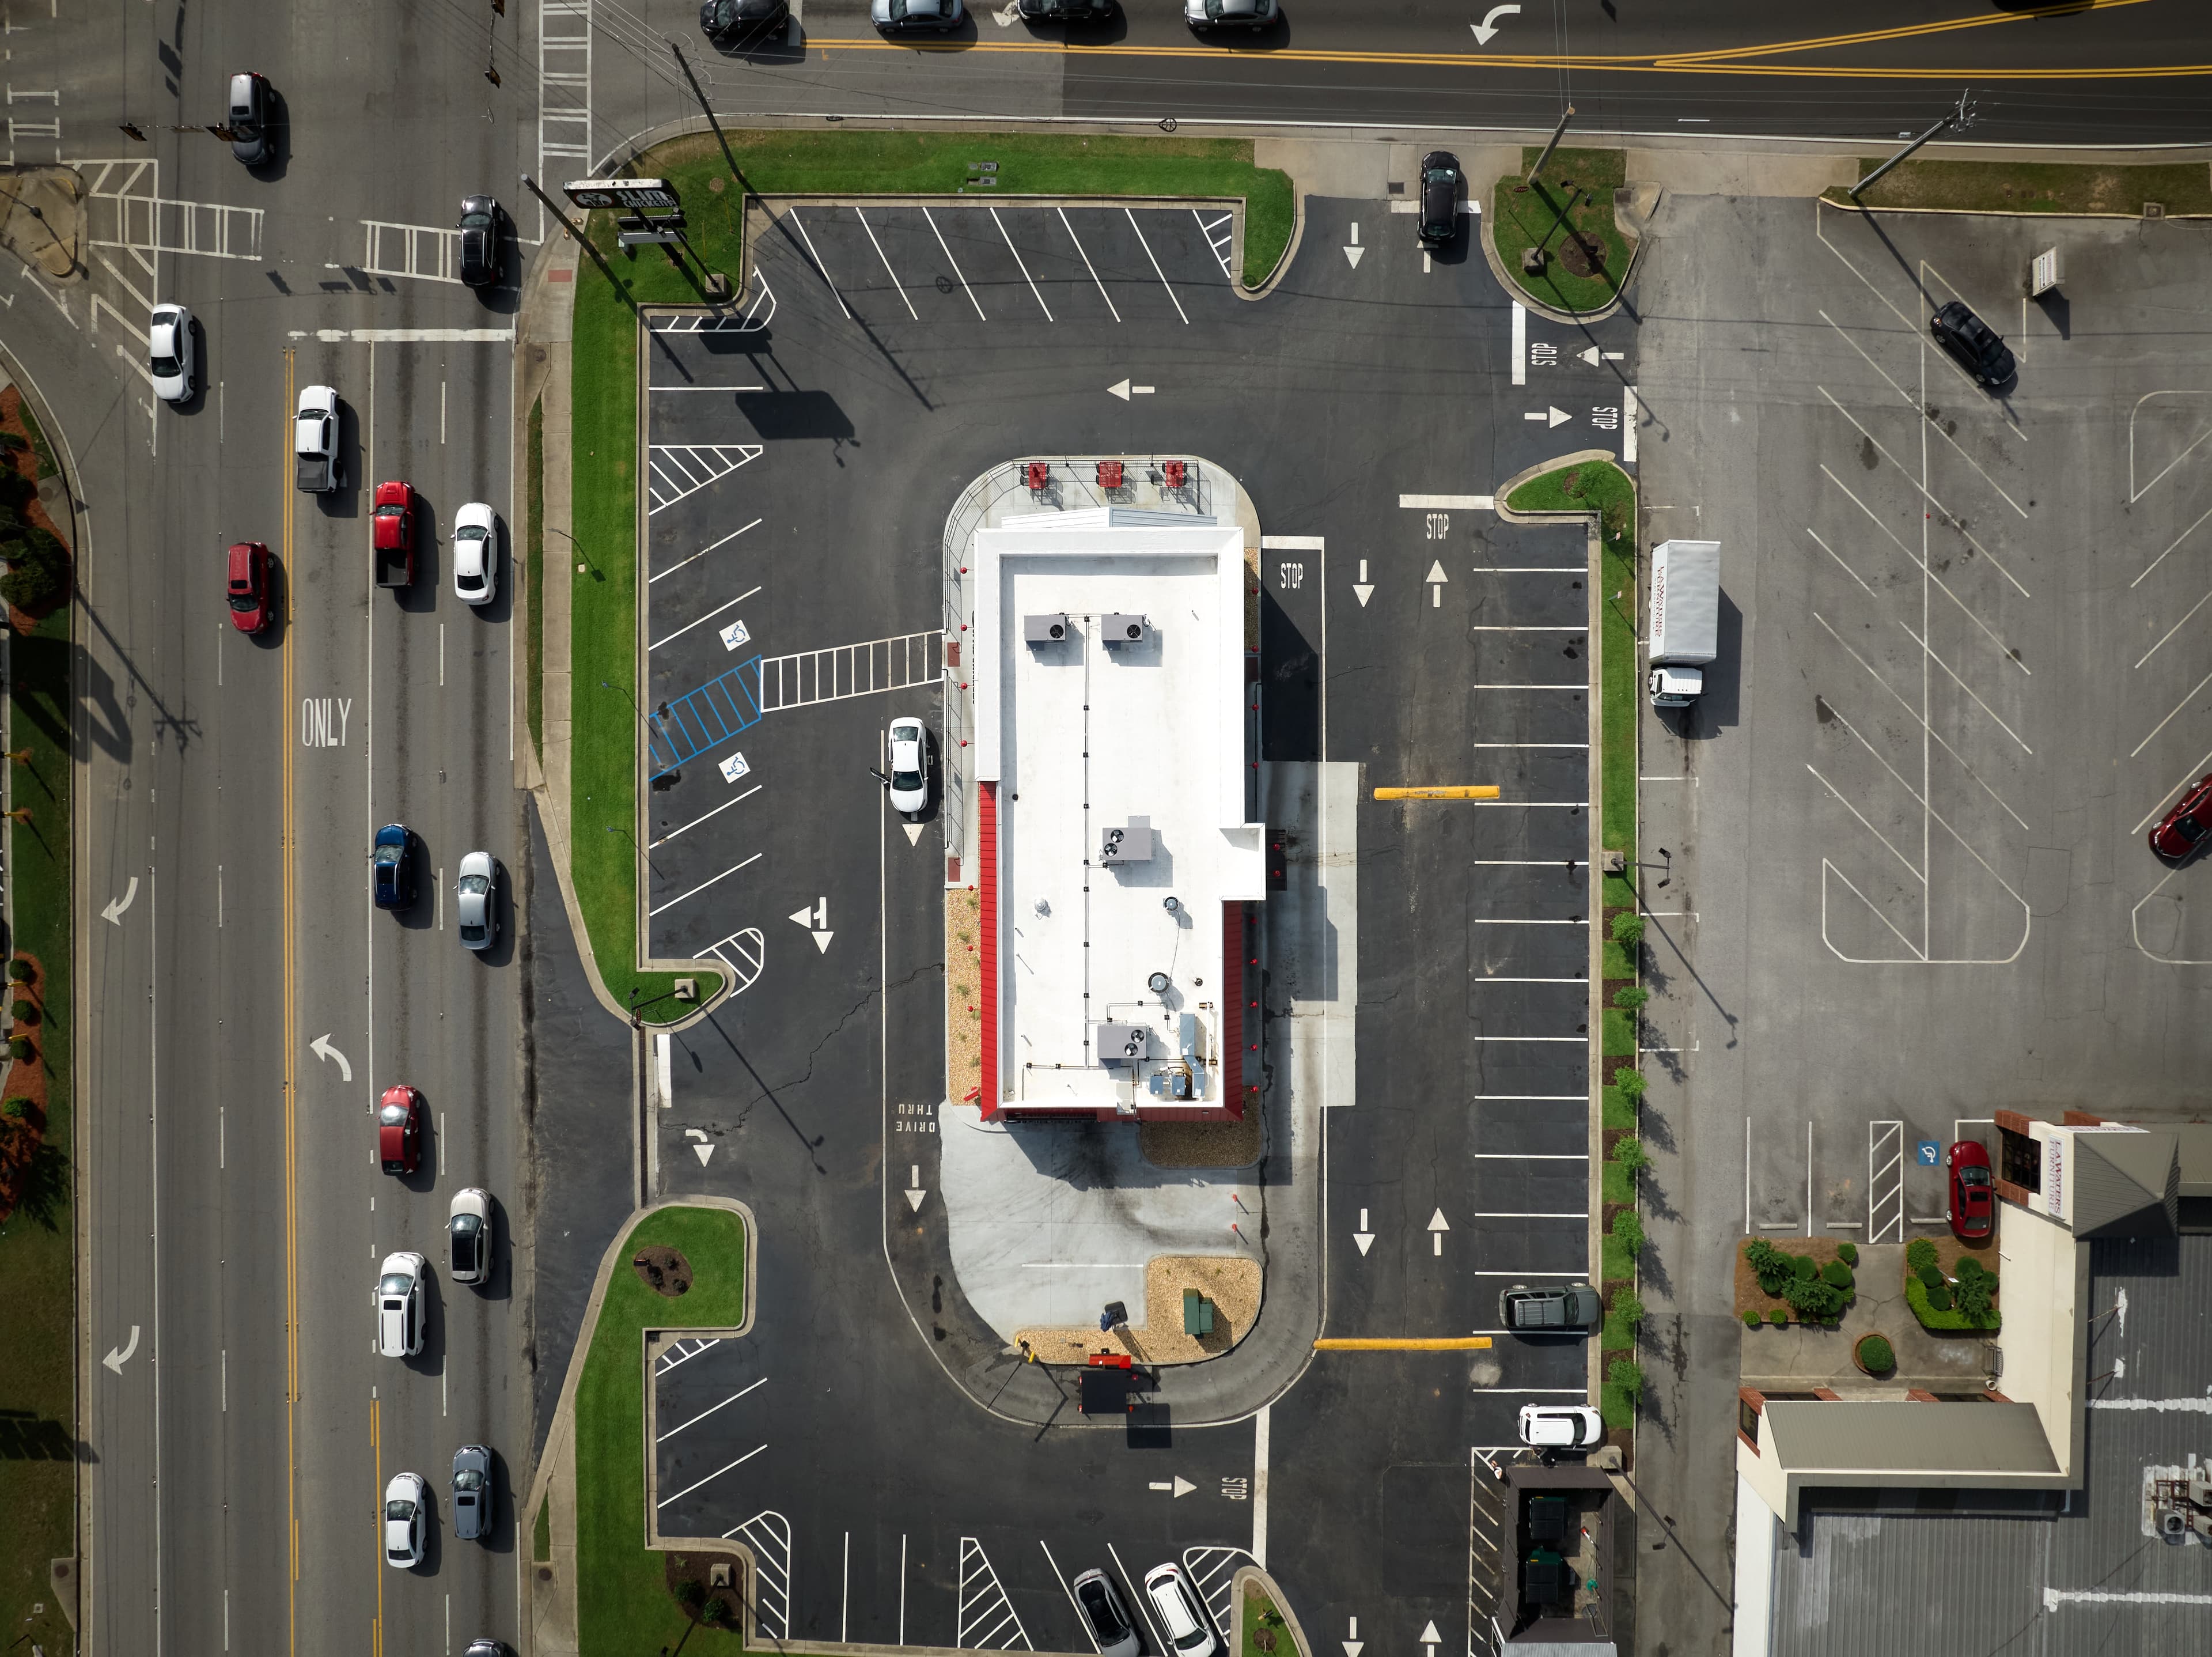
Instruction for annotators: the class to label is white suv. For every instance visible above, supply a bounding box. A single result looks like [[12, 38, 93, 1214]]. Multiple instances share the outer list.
[[374, 1251, 426, 1357], [1142, 1563, 1219, 1657], [1517, 1403, 1605, 1450]]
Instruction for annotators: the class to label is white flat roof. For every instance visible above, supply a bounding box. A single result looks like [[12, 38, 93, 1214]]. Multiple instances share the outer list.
[[975, 513, 1263, 1111]]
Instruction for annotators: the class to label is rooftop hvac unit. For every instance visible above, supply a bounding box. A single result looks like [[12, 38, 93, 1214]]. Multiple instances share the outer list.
[[2158, 1502, 2190, 1540], [1100, 817, 1155, 865], [2192, 1509, 2212, 1542], [2190, 1466, 2212, 1509], [1102, 613, 1147, 645], [1024, 613, 1070, 644], [1096, 1022, 1147, 1065]]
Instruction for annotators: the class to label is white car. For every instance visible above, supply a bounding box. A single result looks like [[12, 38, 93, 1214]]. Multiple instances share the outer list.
[[149, 304, 194, 403], [455, 851, 497, 951], [1517, 1403, 1605, 1450], [374, 1251, 425, 1358], [1142, 1563, 1219, 1657], [449, 1186, 492, 1284], [452, 501, 499, 604], [384, 1471, 427, 1569], [885, 717, 930, 819]]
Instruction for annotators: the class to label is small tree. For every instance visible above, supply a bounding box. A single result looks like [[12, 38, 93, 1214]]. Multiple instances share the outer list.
[[1791, 1254, 1818, 1281], [1615, 1068, 1647, 1102], [1820, 1259, 1854, 1289], [1610, 1289, 1646, 1329], [1612, 1210, 1645, 1257], [1611, 912, 1645, 946], [1607, 1357, 1645, 1401], [2, 1096, 26, 1119], [1613, 985, 1649, 1011], [702, 1598, 730, 1627], [1611, 1135, 1649, 1172]]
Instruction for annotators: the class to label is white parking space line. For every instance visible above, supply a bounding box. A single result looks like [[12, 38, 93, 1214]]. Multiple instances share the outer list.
[[2129, 391, 2212, 504], [1808, 762, 1927, 883], [2132, 665, 2212, 760], [957, 1537, 1033, 1651], [991, 208, 1052, 320], [1472, 742, 1588, 749], [657, 1376, 767, 1442], [649, 587, 763, 653], [1470, 625, 1584, 633], [1473, 683, 1585, 690], [1194, 209, 1236, 280], [1108, 1544, 1168, 1655], [1821, 856, 1929, 962], [1039, 1542, 1100, 1654], [1817, 388, 2028, 597], [652, 785, 762, 849], [1817, 309, 2025, 517], [1474, 1211, 1589, 1219], [1056, 208, 1121, 322], [786, 208, 853, 320], [1471, 917, 1587, 925], [1123, 207, 1190, 325], [655, 1444, 764, 1508], [646, 444, 763, 516], [923, 207, 987, 320], [1468, 860, 1588, 866], [649, 853, 763, 918], [1472, 1036, 1585, 1043], [1512, 301, 1527, 385], [2132, 746, 2212, 836], [1475, 1152, 1588, 1159], [652, 520, 763, 584], [2130, 500, 2212, 590], [1475, 1095, 1584, 1102], [1478, 976, 1587, 983], [1471, 565, 1581, 573], [854, 207, 918, 320], [656, 1337, 718, 1374], [1809, 487, 2028, 676]]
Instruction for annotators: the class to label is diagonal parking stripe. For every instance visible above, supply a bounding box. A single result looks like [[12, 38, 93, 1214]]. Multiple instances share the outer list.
[[647, 444, 762, 514], [957, 1537, 1033, 1651]]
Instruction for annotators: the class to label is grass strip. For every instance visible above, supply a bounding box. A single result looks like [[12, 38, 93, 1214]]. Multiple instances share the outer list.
[[1601, 1157, 1632, 1208], [0, 571, 75, 1657], [1488, 148, 1632, 315], [1600, 1085, 1636, 1132], [1825, 157, 2212, 216], [576, 1206, 749, 1654], [1241, 1580, 1290, 1657], [526, 395, 546, 766], [533, 1493, 552, 1564], [1599, 1377, 1637, 1431]]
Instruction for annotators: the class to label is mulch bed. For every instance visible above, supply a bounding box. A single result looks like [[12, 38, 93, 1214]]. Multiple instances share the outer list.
[[632, 1245, 692, 1297], [1732, 1235, 1858, 1323], [0, 385, 71, 634], [0, 954, 51, 1227], [662, 1549, 748, 1629], [1557, 233, 1607, 279]]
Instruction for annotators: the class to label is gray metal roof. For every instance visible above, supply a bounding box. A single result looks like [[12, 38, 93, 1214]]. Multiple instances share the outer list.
[[2071, 1132, 2179, 1238], [1765, 1235, 2212, 1657], [1763, 1401, 2057, 1476]]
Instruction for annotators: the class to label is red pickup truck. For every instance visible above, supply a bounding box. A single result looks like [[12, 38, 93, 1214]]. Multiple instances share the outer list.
[[373, 480, 416, 588]]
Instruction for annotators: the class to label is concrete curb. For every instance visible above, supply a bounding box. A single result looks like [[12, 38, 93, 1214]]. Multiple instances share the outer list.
[[1479, 181, 1645, 327], [1494, 448, 1633, 1421], [520, 1196, 758, 1657], [1815, 195, 2212, 222], [1230, 1565, 1315, 1657]]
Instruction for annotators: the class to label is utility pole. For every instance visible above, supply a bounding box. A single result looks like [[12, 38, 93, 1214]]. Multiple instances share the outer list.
[[1518, 104, 1576, 193], [520, 173, 583, 243], [1849, 89, 1976, 203], [666, 36, 751, 197]]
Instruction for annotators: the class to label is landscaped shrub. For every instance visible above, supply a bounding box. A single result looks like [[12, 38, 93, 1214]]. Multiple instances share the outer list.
[[1615, 1068, 1646, 1102], [1791, 1254, 1817, 1281], [1820, 1259, 1854, 1289], [1, 1096, 26, 1119], [1612, 1210, 1645, 1256], [1613, 985, 1649, 1011], [1780, 1276, 1847, 1319], [1906, 1237, 1938, 1273], [1607, 1358, 1645, 1400], [1745, 1239, 1794, 1296], [10, 998, 35, 1023], [1918, 1264, 1945, 1292], [1768, 1308, 1788, 1326], [1953, 1257, 1995, 1320], [1612, 1135, 1649, 1172], [701, 1598, 729, 1627], [1743, 1309, 1761, 1327], [6, 958, 32, 983], [675, 1579, 705, 1610], [0, 525, 69, 611], [1905, 1272, 2000, 1333], [1836, 1242, 1858, 1266], [7, 1035, 32, 1061], [1927, 1282, 1953, 1312], [1857, 1334, 1895, 1373], [1611, 912, 1645, 946]]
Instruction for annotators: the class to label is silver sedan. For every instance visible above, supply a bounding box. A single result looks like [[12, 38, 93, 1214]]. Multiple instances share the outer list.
[[872, 0, 963, 30], [456, 851, 498, 951]]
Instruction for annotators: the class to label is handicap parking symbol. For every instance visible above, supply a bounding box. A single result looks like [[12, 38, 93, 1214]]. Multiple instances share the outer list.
[[719, 751, 751, 784], [720, 618, 751, 652], [1916, 1141, 1941, 1167]]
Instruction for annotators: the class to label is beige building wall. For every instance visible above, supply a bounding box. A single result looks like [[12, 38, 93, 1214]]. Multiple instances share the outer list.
[[1993, 1202, 2085, 1476]]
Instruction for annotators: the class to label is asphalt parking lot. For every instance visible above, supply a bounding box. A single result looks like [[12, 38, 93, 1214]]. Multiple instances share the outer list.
[[630, 191, 1638, 1650]]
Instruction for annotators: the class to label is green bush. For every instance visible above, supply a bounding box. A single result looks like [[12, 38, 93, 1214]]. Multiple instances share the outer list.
[[6, 958, 32, 983], [1768, 1308, 1789, 1326], [1906, 1237, 1938, 1272], [1, 1095, 26, 1119], [701, 1597, 729, 1626], [1953, 1259, 1995, 1321], [1918, 1264, 1945, 1292], [0, 525, 69, 611], [1607, 1357, 1645, 1399], [1611, 1135, 1649, 1172], [1612, 984, 1649, 1011], [1820, 1259, 1854, 1289], [1745, 1239, 1795, 1297], [675, 1579, 705, 1610], [1612, 1210, 1645, 1256], [7, 1035, 32, 1062], [1836, 1242, 1858, 1266], [10, 998, 35, 1024], [1743, 1309, 1761, 1327], [1610, 911, 1645, 945], [1955, 1255, 1990, 1284], [1905, 1273, 2001, 1333], [1781, 1276, 1846, 1319], [1791, 1254, 1818, 1281], [1927, 1282, 1953, 1311], [1610, 1289, 1645, 1328], [1615, 1067, 1646, 1102]]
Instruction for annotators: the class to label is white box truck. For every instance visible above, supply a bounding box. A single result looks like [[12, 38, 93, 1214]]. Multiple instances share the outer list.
[[1646, 539, 1721, 709]]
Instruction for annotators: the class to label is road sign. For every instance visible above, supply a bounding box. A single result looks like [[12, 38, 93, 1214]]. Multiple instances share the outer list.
[[2029, 247, 2062, 297], [563, 176, 681, 212], [1917, 1140, 1940, 1167]]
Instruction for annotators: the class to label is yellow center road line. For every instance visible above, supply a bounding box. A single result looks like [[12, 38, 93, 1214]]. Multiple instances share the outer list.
[[1373, 785, 1502, 801], [1655, 0, 2154, 65], [282, 347, 301, 1648], [1313, 1336, 1496, 1351]]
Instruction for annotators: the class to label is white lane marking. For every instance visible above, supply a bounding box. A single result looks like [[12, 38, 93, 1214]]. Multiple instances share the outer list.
[[2129, 499, 2212, 590], [284, 327, 513, 342], [1470, 566, 1582, 573], [1469, 917, 1588, 924], [1474, 1152, 1588, 1159], [1195, 208, 1235, 280], [786, 207, 853, 320], [2131, 665, 2212, 759], [1813, 470, 2029, 672], [1056, 207, 1120, 321], [2131, 746, 2212, 837], [991, 207, 1052, 319], [1476, 1095, 1584, 1102], [1399, 493, 1494, 509], [854, 207, 918, 320], [1512, 301, 1527, 386], [1472, 682, 1585, 689], [1471, 1036, 1586, 1044], [2128, 389, 2212, 503], [1252, 1403, 1270, 1567], [101, 874, 139, 924], [650, 785, 762, 848], [1817, 387, 2028, 597], [1472, 3, 1522, 46], [1039, 1542, 1099, 1655], [655, 1444, 766, 1508], [923, 207, 987, 320], [102, 1325, 142, 1373], [1622, 384, 1639, 464], [309, 1034, 353, 1081], [1470, 742, 1588, 748], [1816, 311, 2021, 515], [1259, 535, 1325, 550], [1123, 208, 1190, 325], [1473, 1211, 1589, 1219], [648, 384, 769, 392], [652, 519, 762, 584], [649, 853, 763, 917], [649, 585, 763, 652]]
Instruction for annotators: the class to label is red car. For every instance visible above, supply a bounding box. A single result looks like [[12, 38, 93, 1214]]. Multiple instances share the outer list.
[[373, 480, 417, 589], [2149, 773, 2212, 860], [378, 1085, 423, 1176], [226, 540, 272, 633], [1948, 1140, 1994, 1239]]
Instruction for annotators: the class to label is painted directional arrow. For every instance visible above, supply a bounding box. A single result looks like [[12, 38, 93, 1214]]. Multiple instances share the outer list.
[[1470, 3, 1521, 45], [1524, 406, 1571, 428], [1418, 1621, 1442, 1656], [1427, 1207, 1450, 1257], [1343, 221, 1363, 268], [686, 1127, 715, 1167], [1344, 1616, 1365, 1657], [902, 822, 923, 847], [789, 898, 834, 954], [309, 1034, 352, 1083], [101, 875, 139, 925], [1147, 1476, 1198, 1497], [1353, 558, 1374, 608], [1580, 345, 1601, 366], [103, 1325, 141, 1374], [1107, 380, 1156, 401], [1425, 559, 1449, 609], [1354, 1206, 1376, 1256], [906, 1164, 927, 1212]]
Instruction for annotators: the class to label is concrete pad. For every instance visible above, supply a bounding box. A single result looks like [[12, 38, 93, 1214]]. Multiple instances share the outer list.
[[1626, 147, 1854, 199], [1256, 137, 1389, 202], [940, 1106, 1260, 1337]]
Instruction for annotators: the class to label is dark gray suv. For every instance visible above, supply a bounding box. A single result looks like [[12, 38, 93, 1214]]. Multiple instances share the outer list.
[[1418, 151, 1463, 247], [1499, 1283, 1602, 1333]]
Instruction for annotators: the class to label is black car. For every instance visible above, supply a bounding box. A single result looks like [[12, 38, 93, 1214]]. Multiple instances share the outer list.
[[699, 0, 790, 42], [1418, 150, 1462, 247], [227, 71, 271, 167], [373, 823, 415, 910], [1930, 300, 2016, 388], [1019, 0, 1114, 19], [457, 196, 501, 290]]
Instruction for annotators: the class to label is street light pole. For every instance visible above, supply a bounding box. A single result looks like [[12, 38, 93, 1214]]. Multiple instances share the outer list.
[[1848, 89, 1975, 203], [665, 36, 751, 198], [1520, 104, 1577, 193]]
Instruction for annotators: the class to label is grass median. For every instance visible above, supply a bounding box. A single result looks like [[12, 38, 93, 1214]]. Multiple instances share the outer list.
[[576, 1206, 749, 1654], [1489, 148, 1633, 315], [1825, 157, 2212, 216]]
